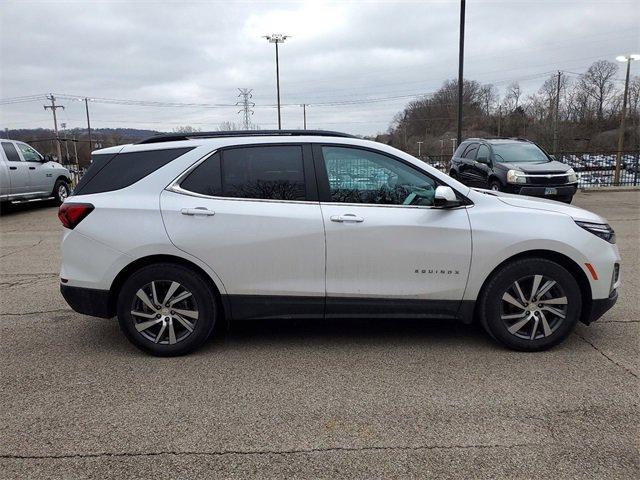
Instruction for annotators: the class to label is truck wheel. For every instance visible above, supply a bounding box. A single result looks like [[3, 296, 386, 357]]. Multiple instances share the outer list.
[[53, 179, 70, 204]]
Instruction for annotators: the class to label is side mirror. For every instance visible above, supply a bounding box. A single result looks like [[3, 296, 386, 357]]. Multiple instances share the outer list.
[[43, 154, 53, 162], [434, 186, 462, 208]]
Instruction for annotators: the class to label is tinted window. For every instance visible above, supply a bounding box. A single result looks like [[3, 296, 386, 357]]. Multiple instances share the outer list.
[[476, 145, 490, 161], [220, 146, 305, 200], [491, 142, 549, 163], [453, 143, 469, 157], [462, 143, 478, 159], [17, 143, 42, 162], [2, 142, 21, 162], [74, 147, 194, 195], [322, 146, 437, 206], [180, 153, 222, 196]]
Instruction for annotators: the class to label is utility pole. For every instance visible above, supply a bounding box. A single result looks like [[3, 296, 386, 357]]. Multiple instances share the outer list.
[[301, 104, 307, 129], [553, 71, 562, 154], [417, 141, 423, 158], [497, 105, 502, 136], [43, 94, 64, 161], [264, 34, 290, 130], [84, 98, 92, 152], [456, 0, 466, 147], [614, 54, 639, 185], [236, 88, 255, 130]]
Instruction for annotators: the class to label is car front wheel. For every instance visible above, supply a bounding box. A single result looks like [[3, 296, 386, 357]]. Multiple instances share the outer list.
[[489, 179, 502, 191], [478, 258, 581, 351], [116, 263, 218, 356]]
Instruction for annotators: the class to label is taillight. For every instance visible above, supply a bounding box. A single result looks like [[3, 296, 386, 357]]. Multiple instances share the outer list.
[[58, 203, 94, 229]]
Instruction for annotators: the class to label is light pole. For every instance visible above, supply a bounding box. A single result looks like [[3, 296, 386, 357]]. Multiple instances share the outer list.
[[264, 34, 290, 130], [417, 141, 423, 158], [456, 0, 466, 147], [614, 54, 639, 185]]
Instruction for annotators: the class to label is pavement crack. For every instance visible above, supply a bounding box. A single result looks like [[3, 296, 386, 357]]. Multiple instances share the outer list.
[[0, 239, 44, 259], [1, 443, 536, 461], [0, 308, 72, 317], [574, 331, 638, 379]]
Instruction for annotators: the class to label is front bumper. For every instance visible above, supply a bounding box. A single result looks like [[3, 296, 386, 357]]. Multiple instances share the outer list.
[[60, 283, 113, 318], [506, 183, 578, 199], [583, 289, 618, 325]]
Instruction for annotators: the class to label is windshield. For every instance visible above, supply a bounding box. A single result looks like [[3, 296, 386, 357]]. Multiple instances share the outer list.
[[491, 143, 549, 163]]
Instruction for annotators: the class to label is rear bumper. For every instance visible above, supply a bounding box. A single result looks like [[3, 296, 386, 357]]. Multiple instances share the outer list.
[[60, 283, 113, 318], [584, 289, 618, 325]]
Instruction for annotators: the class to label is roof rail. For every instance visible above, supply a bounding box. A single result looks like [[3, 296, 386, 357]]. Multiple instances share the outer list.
[[137, 130, 357, 144]]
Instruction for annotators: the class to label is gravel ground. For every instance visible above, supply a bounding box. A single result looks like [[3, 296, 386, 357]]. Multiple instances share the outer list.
[[1, 191, 638, 479]]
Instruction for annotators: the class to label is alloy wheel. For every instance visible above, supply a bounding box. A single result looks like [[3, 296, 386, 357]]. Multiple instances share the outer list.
[[58, 184, 69, 201], [500, 274, 568, 340], [130, 280, 199, 345]]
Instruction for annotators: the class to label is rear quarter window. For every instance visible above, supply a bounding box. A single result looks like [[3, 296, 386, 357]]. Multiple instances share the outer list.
[[74, 147, 194, 195]]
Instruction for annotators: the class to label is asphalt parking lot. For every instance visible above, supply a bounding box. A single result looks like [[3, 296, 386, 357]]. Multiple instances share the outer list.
[[1, 191, 638, 479]]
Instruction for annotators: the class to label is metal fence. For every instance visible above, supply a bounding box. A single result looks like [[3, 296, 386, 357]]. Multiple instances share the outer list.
[[420, 151, 640, 188]]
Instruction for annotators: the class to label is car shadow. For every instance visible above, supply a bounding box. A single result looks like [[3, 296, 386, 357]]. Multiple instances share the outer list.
[[0, 199, 58, 216], [87, 316, 493, 357]]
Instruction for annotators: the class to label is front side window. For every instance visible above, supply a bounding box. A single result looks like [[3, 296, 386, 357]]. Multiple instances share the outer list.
[[491, 142, 549, 163], [17, 144, 42, 162], [181, 146, 306, 201], [322, 146, 437, 206], [2, 142, 22, 162], [476, 145, 490, 161]]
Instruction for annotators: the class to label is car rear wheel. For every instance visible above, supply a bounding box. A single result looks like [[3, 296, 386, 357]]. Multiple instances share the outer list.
[[116, 263, 217, 356], [478, 258, 581, 351]]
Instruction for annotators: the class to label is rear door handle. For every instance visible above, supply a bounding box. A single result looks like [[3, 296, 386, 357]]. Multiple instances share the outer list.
[[181, 207, 215, 217], [330, 213, 364, 223], [9, 166, 17, 170], [29, 166, 36, 170]]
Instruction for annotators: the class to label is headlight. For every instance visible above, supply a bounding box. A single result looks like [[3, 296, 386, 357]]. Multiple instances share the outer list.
[[506, 169, 527, 184], [575, 221, 616, 244], [566, 168, 578, 183]]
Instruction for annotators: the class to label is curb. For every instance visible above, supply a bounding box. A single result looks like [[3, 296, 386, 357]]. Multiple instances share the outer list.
[[580, 186, 640, 192]]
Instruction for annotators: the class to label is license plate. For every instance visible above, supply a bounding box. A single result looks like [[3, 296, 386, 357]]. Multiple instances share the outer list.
[[544, 187, 558, 195]]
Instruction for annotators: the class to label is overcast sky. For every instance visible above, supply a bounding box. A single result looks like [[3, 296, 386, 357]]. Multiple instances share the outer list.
[[1, 0, 638, 136]]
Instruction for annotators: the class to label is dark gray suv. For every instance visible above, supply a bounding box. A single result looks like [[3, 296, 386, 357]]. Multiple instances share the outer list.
[[449, 138, 578, 203]]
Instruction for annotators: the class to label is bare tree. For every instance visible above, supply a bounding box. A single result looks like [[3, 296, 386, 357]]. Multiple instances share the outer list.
[[578, 60, 619, 120], [504, 82, 522, 112], [172, 125, 201, 133]]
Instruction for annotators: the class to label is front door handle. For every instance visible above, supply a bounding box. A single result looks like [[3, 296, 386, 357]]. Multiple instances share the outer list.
[[9, 166, 17, 170], [181, 207, 215, 217], [330, 213, 364, 223], [29, 166, 36, 170]]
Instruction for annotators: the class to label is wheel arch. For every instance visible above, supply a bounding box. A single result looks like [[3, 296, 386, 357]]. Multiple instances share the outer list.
[[107, 254, 229, 323], [487, 174, 503, 187], [474, 249, 593, 325]]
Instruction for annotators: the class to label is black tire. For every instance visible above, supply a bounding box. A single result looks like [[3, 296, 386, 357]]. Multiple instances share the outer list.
[[53, 179, 70, 205], [488, 179, 502, 192], [116, 263, 217, 356], [478, 258, 581, 351], [449, 171, 458, 180]]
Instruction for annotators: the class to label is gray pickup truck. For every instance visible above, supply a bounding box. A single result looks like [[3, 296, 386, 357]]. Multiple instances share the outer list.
[[0, 139, 72, 206]]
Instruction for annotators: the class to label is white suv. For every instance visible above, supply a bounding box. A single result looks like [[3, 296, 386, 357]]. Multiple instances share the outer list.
[[58, 131, 620, 356]]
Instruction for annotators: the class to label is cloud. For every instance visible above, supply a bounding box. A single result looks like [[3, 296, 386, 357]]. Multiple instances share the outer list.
[[1, 0, 638, 135]]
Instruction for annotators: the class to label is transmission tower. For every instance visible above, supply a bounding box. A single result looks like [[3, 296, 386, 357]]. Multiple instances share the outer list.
[[236, 88, 255, 130]]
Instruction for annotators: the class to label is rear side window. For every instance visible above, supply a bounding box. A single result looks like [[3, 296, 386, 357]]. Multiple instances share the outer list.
[[462, 143, 478, 159], [180, 146, 306, 201], [180, 153, 222, 196], [74, 147, 194, 195], [2, 142, 21, 162]]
